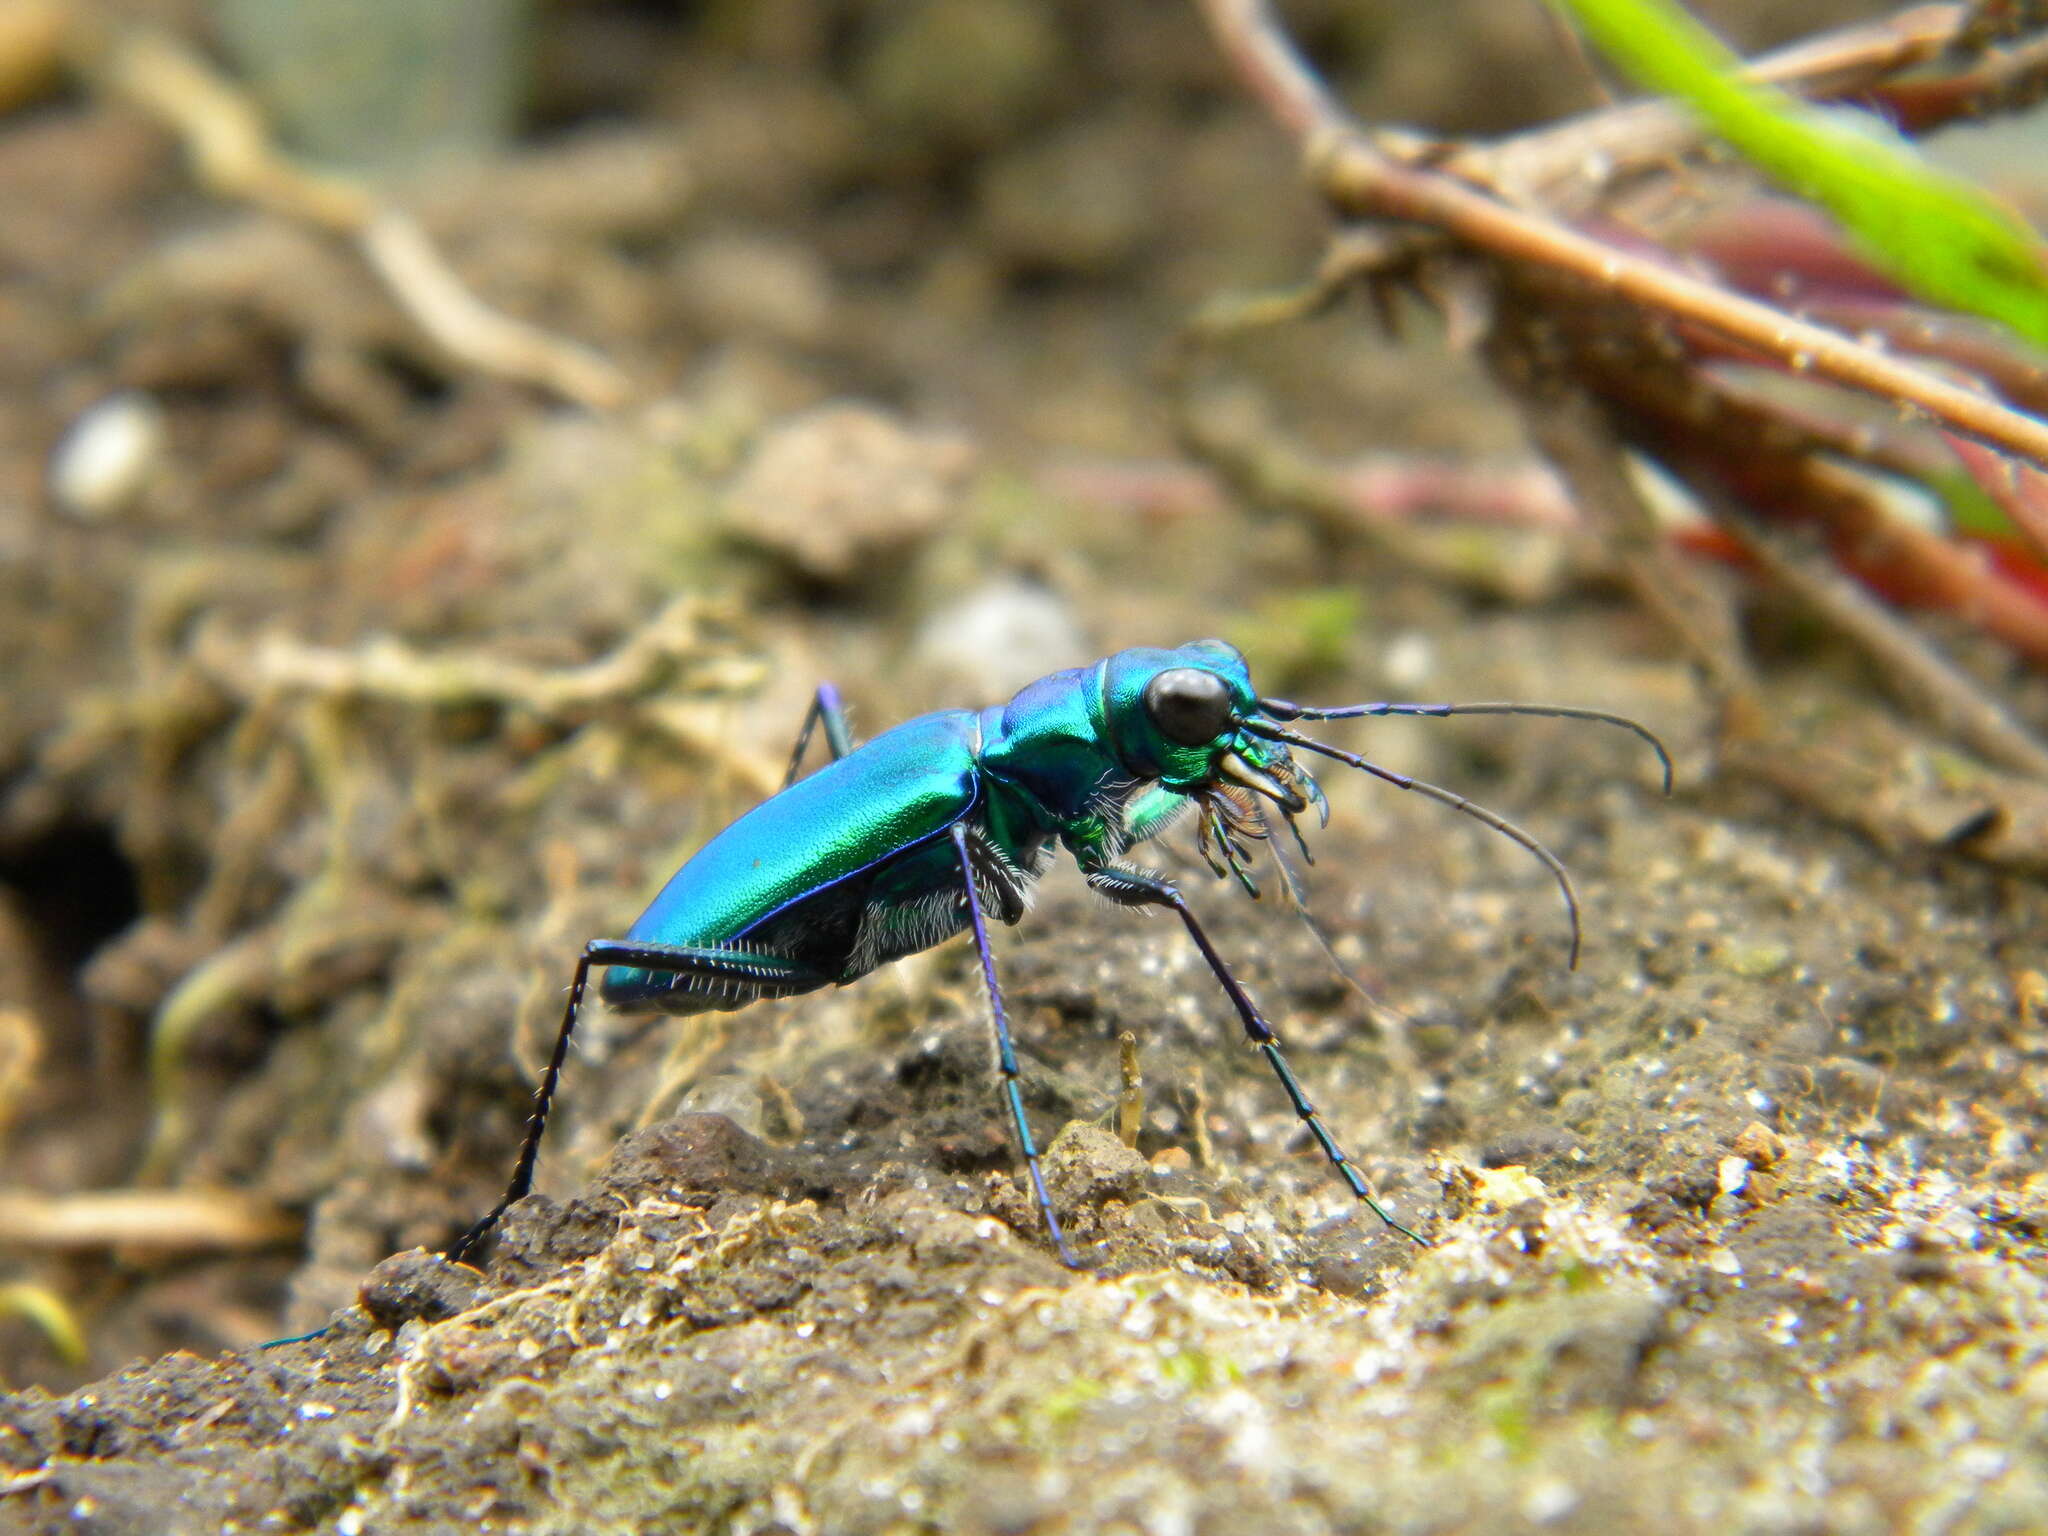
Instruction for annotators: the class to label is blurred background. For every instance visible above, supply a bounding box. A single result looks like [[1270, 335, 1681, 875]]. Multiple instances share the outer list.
[[2, 0, 2045, 1493]]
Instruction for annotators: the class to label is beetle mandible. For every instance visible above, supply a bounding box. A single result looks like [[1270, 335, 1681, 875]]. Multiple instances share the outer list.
[[450, 639, 1670, 1264]]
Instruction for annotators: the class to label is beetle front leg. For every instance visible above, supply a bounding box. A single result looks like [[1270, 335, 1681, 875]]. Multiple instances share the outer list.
[[1084, 863, 1428, 1248]]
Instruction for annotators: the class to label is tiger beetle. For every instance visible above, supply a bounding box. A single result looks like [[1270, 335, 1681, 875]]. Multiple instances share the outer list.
[[449, 639, 1670, 1266]]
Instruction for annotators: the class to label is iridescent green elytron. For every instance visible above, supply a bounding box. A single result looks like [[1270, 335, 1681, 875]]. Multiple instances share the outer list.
[[452, 640, 1670, 1265]]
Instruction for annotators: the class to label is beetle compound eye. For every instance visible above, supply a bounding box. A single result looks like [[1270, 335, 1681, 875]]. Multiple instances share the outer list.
[[1143, 668, 1233, 747]]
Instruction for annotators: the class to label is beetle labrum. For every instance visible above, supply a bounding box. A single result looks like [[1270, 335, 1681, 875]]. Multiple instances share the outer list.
[[450, 639, 1670, 1265]]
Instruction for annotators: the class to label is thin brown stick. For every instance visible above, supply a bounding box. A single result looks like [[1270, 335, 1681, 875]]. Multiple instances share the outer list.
[[1116, 1032, 1145, 1150], [1505, 365, 1753, 699], [1802, 302, 2048, 419], [358, 211, 631, 412], [1201, 0, 1341, 140], [1696, 479, 2048, 775], [1503, 292, 2048, 663], [1328, 144, 2048, 468], [1641, 368, 2048, 667], [0, 1188, 298, 1250], [1465, 5, 1968, 210], [1185, 1064, 1218, 1174], [1205, 0, 1968, 188]]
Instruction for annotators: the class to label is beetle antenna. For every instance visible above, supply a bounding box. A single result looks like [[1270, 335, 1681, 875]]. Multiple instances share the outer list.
[[1253, 801, 1425, 1075], [1257, 699, 1673, 795], [1242, 720, 1584, 969], [1252, 799, 1312, 912]]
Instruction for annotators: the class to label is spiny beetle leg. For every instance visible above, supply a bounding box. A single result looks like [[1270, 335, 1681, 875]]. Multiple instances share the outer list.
[[782, 682, 854, 788], [1085, 863, 1429, 1248], [951, 822, 1077, 1267], [448, 939, 825, 1265]]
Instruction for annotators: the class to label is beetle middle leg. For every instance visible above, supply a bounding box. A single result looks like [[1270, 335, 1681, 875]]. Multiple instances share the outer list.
[[1084, 864, 1429, 1248], [449, 939, 827, 1263], [949, 822, 1078, 1267]]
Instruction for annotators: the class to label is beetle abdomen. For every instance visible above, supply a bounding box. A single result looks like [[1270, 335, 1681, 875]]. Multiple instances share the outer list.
[[599, 710, 985, 1013], [600, 946, 826, 1016]]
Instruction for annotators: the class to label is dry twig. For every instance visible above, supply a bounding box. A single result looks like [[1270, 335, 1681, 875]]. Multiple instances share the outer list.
[[201, 596, 728, 717], [1494, 346, 1753, 699], [1200, 0, 2048, 470], [1702, 483, 2048, 776], [0, 1188, 297, 1251]]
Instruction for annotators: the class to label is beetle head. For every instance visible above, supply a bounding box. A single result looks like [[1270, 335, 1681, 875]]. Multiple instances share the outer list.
[[1106, 639, 1318, 794], [1103, 640, 1255, 785], [1101, 639, 1327, 896]]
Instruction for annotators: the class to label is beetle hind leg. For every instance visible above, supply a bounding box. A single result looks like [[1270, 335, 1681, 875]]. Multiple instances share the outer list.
[[448, 939, 828, 1264], [783, 683, 856, 786]]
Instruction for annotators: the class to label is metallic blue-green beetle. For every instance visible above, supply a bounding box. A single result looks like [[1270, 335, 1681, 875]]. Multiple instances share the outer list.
[[451, 639, 1669, 1264]]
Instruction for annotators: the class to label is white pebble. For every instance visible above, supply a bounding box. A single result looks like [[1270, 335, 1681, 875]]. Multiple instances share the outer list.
[[913, 578, 1085, 697], [49, 392, 165, 519], [1380, 630, 1434, 690]]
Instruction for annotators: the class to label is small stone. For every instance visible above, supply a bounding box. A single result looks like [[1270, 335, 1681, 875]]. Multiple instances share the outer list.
[[49, 392, 165, 519], [1043, 1121, 1149, 1210], [595, 1113, 792, 1205], [1471, 1164, 1549, 1210], [721, 403, 974, 583], [1716, 1156, 1750, 1200], [1718, 941, 1792, 979], [358, 1248, 490, 1328], [1521, 1478, 1579, 1523], [1731, 1120, 1787, 1169], [911, 577, 1085, 699]]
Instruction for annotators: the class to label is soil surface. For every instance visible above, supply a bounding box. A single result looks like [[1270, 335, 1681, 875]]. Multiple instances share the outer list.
[[3, 5, 2047, 1534]]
